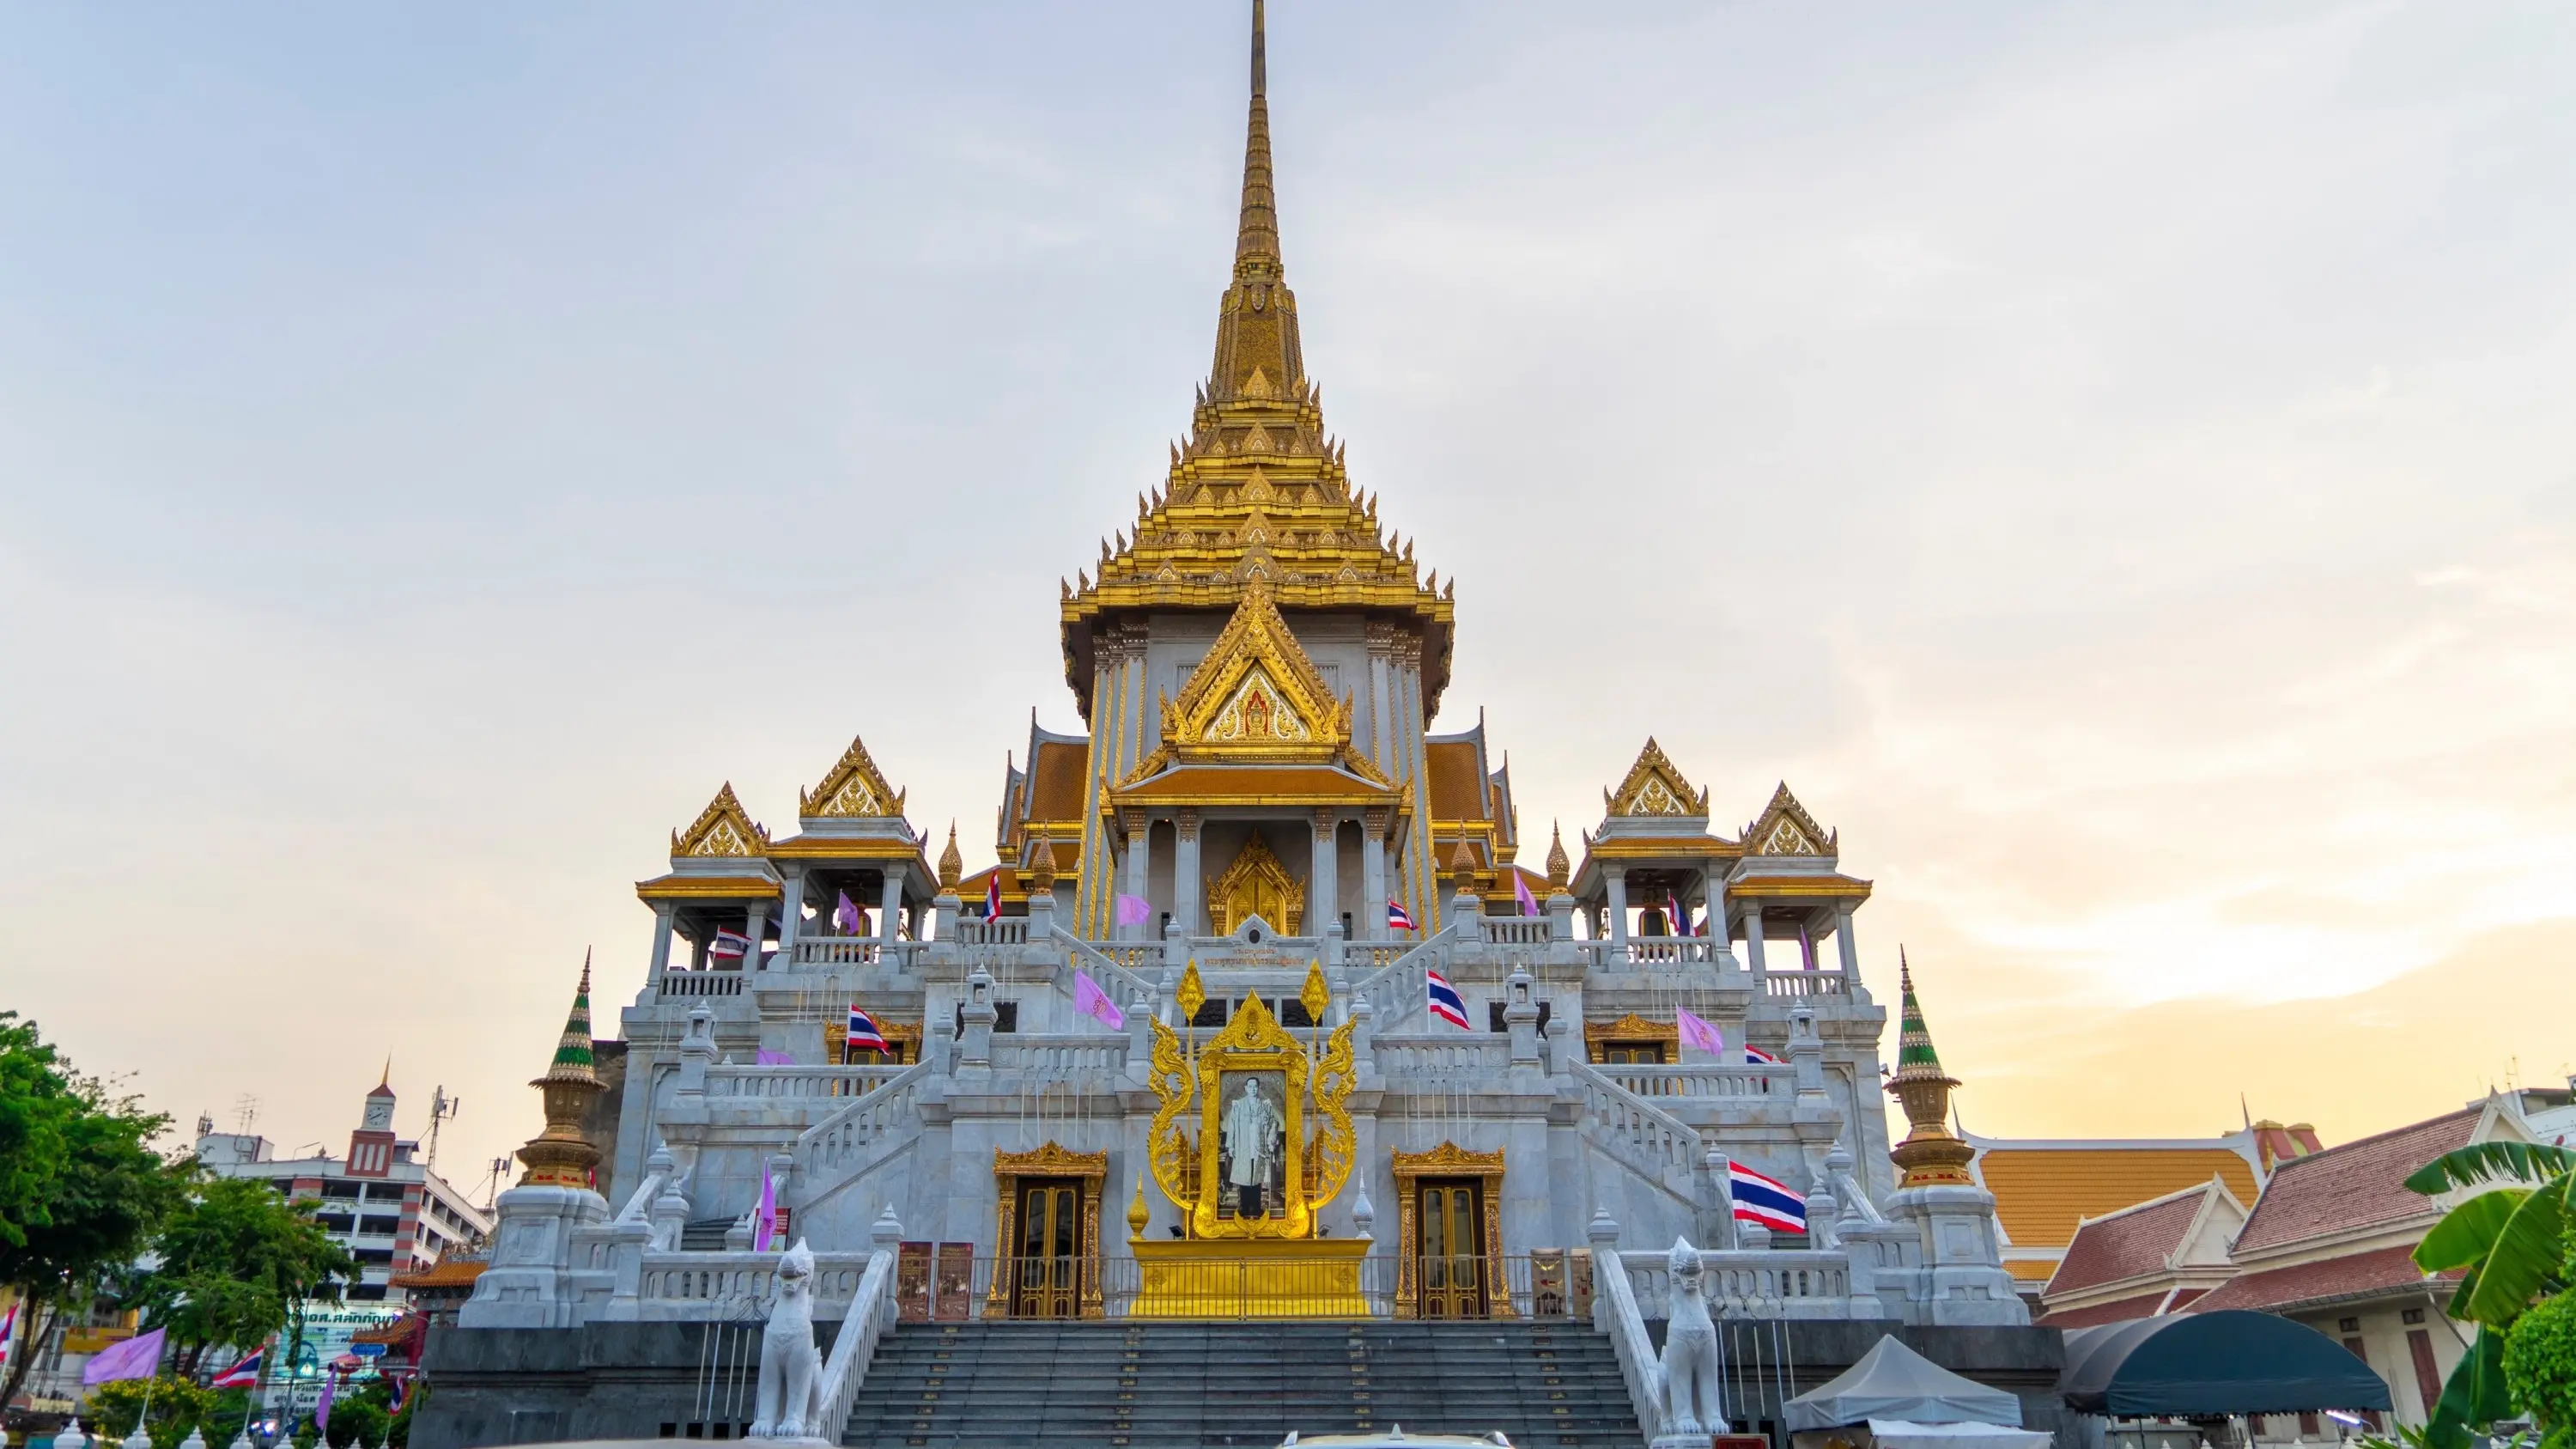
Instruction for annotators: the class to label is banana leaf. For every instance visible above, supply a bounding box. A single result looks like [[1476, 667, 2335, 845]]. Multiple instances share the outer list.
[[2460, 1177, 2569, 1324], [2404, 1142, 2576, 1196], [2416, 1189, 2530, 1272], [2421, 1326, 2510, 1449]]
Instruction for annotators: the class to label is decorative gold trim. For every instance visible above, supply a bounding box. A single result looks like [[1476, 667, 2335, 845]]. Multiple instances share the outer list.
[[1604, 739, 1708, 819], [635, 875, 781, 902], [1741, 782, 1835, 857], [671, 783, 771, 859], [1728, 874, 1872, 901], [798, 734, 906, 819], [1391, 1142, 1511, 1320], [1145, 995, 1356, 1241], [1207, 832, 1305, 935], [989, 1144, 1108, 1319], [1583, 1014, 1680, 1063]]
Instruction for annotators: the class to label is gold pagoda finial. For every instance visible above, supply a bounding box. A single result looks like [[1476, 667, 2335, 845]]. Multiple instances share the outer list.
[[937, 821, 963, 892], [1447, 839, 1479, 894], [1027, 830, 1057, 893], [1236, 0, 1278, 269], [1208, 0, 1302, 400], [1886, 949, 1976, 1189], [516, 950, 607, 1190], [1545, 822, 1570, 892]]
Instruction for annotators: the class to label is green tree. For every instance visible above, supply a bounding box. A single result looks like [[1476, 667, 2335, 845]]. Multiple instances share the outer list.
[[138, 1176, 358, 1377], [86, 1373, 217, 1445], [0, 1014, 186, 1410], [2407, 1141, 2576, 1448]]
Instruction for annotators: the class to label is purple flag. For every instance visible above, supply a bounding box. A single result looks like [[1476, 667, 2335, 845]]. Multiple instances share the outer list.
[[81, 1325, 165, 1385], [833, 891, 863, 935], [315, 1366, 338, 1433], [1513, 873, 1539, 917], [1675, 1008, 1724, 1059], [754, 1167, 778, 1252], [755, 1048, 793, 1066], [1798, 922, 1817, 971], [1114, 893, 1152, 928], [1073, 970, 1127, 1031]]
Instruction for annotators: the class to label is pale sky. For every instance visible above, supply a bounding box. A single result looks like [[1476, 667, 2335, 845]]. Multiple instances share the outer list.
[[3, 1, 2571, 1190]]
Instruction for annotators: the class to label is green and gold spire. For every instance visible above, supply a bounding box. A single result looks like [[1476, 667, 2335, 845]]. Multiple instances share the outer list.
[[1885, 950, 1977, 1189], [517, 951, 608, 1189]]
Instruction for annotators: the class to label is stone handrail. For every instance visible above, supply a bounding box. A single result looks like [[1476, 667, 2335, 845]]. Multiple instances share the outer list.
[[1601, 1066, 1785, 1100], [1052, 928, 1162, 1014], [1760, 971, 1847, 996], [707, 1065, 911, 1099], [1567, 1059, 1706, 1214], [951, 916, 1029, 947], [636, 1251, 875, 1314], [815, 1247, 901, 1442], [990, 1034, 1131, 1075], [795, 1056, 935, 1209], [1346, 932, 1450, 1030], [1621, 938, 1717, 965], [1615, 1246, 1852, 1320], [657, 971, 744, 998], [1591, 1235, 1669, 1445], [790, 935, 881, 967], [614, 1165, 669, 1224], [1479, 918, 1552, 946], [1352, 943, 1410, 970], [1374, 1033, 1513, 1076]]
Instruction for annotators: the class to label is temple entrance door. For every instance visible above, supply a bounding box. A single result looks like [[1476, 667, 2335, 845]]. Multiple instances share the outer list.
[[1416, 1178, 1490, 1319], [1012, 1178, 1084, 1318]]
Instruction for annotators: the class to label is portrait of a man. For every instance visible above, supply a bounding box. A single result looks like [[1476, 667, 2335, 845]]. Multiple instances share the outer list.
[[1217, 1071, 1287, 1217]]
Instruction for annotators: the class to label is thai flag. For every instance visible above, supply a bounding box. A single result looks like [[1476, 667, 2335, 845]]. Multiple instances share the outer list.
[[1728, 1161, 1807, 1234], [1425, 968, 1472, 1031], [1667, 891, 1697, 938], [984, 870, 1003, 921], [1387, 899, 1417, 932], [1745, 1044, 1784, 1066], [709, 928, 751, 960], [846, 1004, 890, 1055], [212, 1349, 263, 1389]]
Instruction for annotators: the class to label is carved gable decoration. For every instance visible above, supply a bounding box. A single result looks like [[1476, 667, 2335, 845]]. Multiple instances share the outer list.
[[1744, 782, 1834, 857], [1150, 584, 1358, 770], [672, 782, 770, 859], [799, 734, 906, 819], [1605, 739, 1708, 818]]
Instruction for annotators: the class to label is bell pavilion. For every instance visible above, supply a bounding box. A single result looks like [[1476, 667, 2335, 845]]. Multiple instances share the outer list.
[[434, 7, 2042, 1446]]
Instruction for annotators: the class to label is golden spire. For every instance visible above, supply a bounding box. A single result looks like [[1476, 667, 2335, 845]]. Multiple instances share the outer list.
[[1886, 950, 1977, 1189], [937, 821, 963, 892], [1208, 0, 1303, 402], [1544, 822, 1570, 892], [516, 951, 607, 1190]]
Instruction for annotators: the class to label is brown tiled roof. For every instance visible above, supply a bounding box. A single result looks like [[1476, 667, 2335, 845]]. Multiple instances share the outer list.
[[2191, 1245, 2454, 1313], [1425, 741, 1489, 820], [1979, 1148, 2261, 1249], [2038, 1289, 2200, 1330], [1025, 741, 1091, 822], [388, 1257, 489, 1289], [351, 1312, 425, 1347], [2230, 1109, 2479, 1256], [2047, 1188, 2210, 1295]]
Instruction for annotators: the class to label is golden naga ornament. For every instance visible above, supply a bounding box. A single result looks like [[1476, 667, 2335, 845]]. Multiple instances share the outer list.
[[1146, 994, 1355, 1240]]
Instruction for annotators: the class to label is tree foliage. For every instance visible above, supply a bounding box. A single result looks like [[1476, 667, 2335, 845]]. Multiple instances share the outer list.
[[86, 1373, 220, 1443], [2409, 1143, 2576, 1449], [139, 1176, 358, 1376], [0, 1012, 185, 1409], [2504, 1287, 2576, 1434]]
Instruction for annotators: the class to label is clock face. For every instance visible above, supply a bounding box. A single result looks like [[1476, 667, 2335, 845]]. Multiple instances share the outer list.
[[363, 1099, 395, 1131]]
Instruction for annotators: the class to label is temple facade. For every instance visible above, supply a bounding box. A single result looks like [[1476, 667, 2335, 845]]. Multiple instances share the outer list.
[[459, 1, 2024, 1342]]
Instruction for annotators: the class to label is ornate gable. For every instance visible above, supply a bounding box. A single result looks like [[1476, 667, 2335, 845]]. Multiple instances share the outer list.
[[1604, 739, 1708, 818], [1743, 782, 1835, 857], [1135, 584, 1372, 776], [1207, 833, 1305, 935], [671, 782, 769, 858], [798, 734, 906, 819]]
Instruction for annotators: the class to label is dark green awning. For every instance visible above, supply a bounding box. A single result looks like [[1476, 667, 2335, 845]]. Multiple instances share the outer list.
[[2060, 1311, 2394, 1417]]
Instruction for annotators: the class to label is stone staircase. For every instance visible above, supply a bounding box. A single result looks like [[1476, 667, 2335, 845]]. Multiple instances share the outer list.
[[841, 1318, 1641, 1449]]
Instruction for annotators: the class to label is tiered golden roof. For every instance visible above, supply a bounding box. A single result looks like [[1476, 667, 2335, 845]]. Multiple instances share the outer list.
[[1059, 0, 1452, 720], [798, 734, 905, 819], [671, 782, 769, 858], [1605, 739, 1709, 818], [1743, 782, 1835, 857]]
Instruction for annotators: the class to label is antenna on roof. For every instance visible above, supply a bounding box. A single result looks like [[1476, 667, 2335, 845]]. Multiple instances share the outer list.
[[426, 1086, 460, 1166]]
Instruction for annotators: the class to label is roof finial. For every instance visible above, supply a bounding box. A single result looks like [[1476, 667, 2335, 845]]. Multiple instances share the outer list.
[[1886, 949, 1976, 1189], [1235, 0, 1281, 269]]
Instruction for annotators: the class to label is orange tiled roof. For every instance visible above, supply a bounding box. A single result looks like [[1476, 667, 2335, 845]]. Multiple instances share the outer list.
[[2005, 1259, 2060, 1282], [1025, 740, 1091, 822], [388, 1257, 489, 1290], [1978, 1148, 2259, 1249], [1425, 741, 1488, 820]]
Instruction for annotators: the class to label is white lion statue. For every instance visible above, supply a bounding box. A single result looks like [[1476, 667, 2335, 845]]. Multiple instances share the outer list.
[[750, 1237, 826, 1440], [1658, 1235, 1727, 1440]]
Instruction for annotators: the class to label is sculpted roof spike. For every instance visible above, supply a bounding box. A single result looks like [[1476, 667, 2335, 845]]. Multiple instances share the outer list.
[[1545, 822, 1571, 890], [937, 822, 963, 891]]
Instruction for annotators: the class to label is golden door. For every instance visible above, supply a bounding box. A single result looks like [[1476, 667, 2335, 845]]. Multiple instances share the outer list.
[[1012, 1179, 1082, 1318], [1418, 1179, 1489, 1319]]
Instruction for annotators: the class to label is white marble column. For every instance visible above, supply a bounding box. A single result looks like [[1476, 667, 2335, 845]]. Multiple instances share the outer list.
[[1121, 813, 1150, 941], [744, 902, 769, 970], [1604, 867, 1630, 950], [1310, 809, 1338, 939], [1835, 905, 1862, 985], [1743, 908, 1770, 975], [878, 868, 905, 947], [649, 902, 677, 979], [1361, 810, 1389, 940], [1174, 809, 1202, 939]]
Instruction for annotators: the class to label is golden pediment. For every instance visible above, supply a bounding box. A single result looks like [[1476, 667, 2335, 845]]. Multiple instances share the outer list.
[[1583, 1014, 1680, 1048], [994, 1142, 1108, 1181], [1391, 1141, 1505, 1179], [671, 783, 769, 859], [1208, 833, 1305, 936], [799, 734, 906, 819], [1605, 739, 1708, 818], [1744, 782, 1834, 857]]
